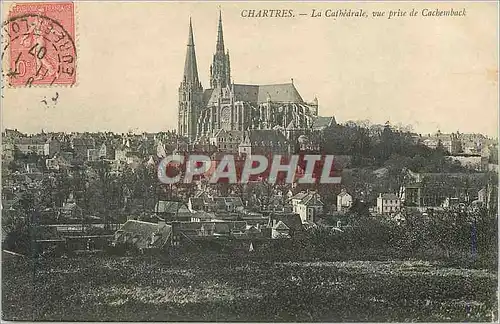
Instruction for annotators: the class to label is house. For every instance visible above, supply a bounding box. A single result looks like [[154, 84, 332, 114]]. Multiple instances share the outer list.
[[311, 115, 336, 132], [24, 162, 40, 174], [45, 138, 61, 157], [270, 212, 303, 235], [170, 221, 249, 244], [125, 151, 142, 166], [71, 137, 96, 161], [271, 220, 290, 239], [46, 153, 72, 170], [190, 211, 215, 222], [470, 187, 490, 210], [154, 200, 192, 220], [2, 143, 15, 162], [211, 197, 244, 212], [243, 225, 261, 238], [114, 147, 130, 162], [87, 148, 100, 161], [210, 129, 243, 154], [290, 191, 308, 209], [60, 202, 83, 220], [192, 136, 217, 154], [289, 191, 324, 223], [477, 187, 488, 203], [188, 197, 206, 212], [441, 197, 460, 209], [336, 188, 353, 212], [401, 171, 487, 208], [113, 220, 172, 250], [377, 193, 401, 215], [238, 129, 289, 156], [420, 131, 461, 155], [14, 137, 57, 156]]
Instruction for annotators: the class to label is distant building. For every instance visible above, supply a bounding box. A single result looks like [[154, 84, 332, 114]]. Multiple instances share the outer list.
[[376, 193, 401, 215], [114, 147, 130, 162], [14, 137, 60, 156], [441, 197, 460, 209], [188, 197, 207, 212], [46, 153, 72, 170], [87, 148, 100, 161], [113, 220, 172, 250], [154, 201, 192, 220], [71, 137, 95, 161], [401, 171, 487, 208], [238, 129, 289, 156], [209, 129, 243, 153], [211, 197, 244, 212], [271, 220, 290, 239], [170, 221, 249, 246], [336, 189, 353, 212], [289, 191, 324, 223], [421, 131, 461, 155], [2, 143, 15, 162]]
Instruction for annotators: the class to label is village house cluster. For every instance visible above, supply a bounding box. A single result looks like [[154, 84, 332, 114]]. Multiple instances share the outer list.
[[2, 123, 497, 254], [1, 11, 498, 255]]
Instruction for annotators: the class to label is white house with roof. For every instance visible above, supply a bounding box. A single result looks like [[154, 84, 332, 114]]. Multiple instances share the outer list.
[[376, 193, 401, 215], [271, 220, 290, 239], [289, 191, 324, 223], [336, 188, 353, 212]]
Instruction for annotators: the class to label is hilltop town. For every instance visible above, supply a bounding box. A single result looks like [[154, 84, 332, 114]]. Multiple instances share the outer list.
[[2, 120, 498, 255], [2, 11, 498, 257]]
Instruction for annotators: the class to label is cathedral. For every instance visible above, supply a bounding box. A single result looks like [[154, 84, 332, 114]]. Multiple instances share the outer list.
[[178, 12, 333, 144]]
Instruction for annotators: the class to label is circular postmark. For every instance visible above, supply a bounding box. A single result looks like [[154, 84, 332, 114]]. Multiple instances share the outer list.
[[2, 14, 77, 87]]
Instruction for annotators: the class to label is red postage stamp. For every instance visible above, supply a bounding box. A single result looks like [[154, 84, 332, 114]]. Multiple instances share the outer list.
[[5, 2, 76, 86]]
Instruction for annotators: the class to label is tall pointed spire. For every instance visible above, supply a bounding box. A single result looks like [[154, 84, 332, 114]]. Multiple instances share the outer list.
[[179, 18, 202, 144], [216, 9, 224, 53], [183, 18, 199, 84], [210, 9, 231, 89]]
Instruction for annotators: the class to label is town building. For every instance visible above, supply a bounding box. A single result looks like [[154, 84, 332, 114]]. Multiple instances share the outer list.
[[13, 137, 60, 157], [376, 193, 401, 215], [113, 220, 172, 250], [336, 188, 353, 212], [238, 129, 290, 156], [289, 191, 324, 223], [400, 170, 488, 209], [420, 131, 462, 155]]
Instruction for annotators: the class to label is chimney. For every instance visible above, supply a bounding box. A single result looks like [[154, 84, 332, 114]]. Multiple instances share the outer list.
[[336, 220, 342, 228]]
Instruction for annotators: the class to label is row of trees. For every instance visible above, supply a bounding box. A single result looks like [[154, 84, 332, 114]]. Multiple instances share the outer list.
[[321, 123, 474, 172], [261, 207, 497, 268]]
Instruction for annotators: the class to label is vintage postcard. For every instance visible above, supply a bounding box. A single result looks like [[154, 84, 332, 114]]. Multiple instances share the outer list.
[[1, 1, 498, 322]]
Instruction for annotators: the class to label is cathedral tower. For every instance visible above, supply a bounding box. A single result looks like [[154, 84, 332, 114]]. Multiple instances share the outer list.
[[178, 18, 203, 142], [209, 11, 231, 89]]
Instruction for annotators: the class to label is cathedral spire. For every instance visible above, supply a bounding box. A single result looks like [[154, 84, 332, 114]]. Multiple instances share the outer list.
[[179, 18, 202, 144], [183, 18, 199, 84], [210, 10, 231, 89], [216, 9, 224, 53]]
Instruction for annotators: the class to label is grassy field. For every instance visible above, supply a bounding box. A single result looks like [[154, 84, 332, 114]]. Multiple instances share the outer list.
[[2, 253, 497, 322]]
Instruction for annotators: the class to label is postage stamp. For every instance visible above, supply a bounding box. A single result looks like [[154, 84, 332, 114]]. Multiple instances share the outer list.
[[4, 2, 76, 86]]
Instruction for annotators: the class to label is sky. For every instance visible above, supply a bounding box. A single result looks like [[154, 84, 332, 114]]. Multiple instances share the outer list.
[[2, 1, 498, 137]]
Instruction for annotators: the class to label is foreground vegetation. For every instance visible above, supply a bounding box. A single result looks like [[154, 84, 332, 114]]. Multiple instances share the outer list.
[[2, 250, 497, 322]]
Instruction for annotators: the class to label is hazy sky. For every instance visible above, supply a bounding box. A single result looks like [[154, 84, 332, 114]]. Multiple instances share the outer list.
[[2, 1, 498, 137]]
